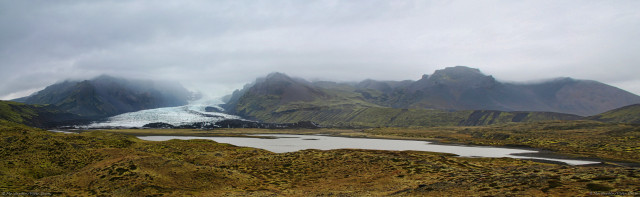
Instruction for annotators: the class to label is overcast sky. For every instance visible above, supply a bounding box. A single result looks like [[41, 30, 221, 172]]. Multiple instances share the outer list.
[[1, 0, 639, 100]]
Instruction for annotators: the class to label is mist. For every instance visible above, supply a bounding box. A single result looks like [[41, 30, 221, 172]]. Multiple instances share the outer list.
[[1, 0, 639, 100]]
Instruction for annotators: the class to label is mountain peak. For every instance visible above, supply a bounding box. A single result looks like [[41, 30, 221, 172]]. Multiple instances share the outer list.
[[423, 66, 496, 89], [225, 66, 640, 117], [254, 72, 298, 85], [265, 72, 292, 81], [430, 66, 486, 80]]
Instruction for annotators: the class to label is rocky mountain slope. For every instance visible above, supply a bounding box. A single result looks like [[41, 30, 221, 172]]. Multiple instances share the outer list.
[[381, 66, 639, 116], [14, 75, 192, 118], [223, 67, 639, 127], [222, 70, 580, 127]]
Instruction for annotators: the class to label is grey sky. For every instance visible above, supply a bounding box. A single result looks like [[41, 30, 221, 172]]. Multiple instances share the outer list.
[[1, 0, 639, 100]]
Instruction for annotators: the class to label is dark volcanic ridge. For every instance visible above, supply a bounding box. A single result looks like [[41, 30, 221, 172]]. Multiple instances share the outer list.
[[225, 66, 640, 117]]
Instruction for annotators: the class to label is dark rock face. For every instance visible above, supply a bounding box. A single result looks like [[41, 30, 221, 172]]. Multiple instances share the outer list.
[[15, 75, 192, 118], [176, 122, 218, 129], [214, 120, 320, 129], [134, 120, 321, 130], [167, 120, 321, 130], [143, 122, 175, 129]]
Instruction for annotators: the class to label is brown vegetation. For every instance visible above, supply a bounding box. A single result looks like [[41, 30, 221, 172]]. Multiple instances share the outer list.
[[2, 120, 640, 196]]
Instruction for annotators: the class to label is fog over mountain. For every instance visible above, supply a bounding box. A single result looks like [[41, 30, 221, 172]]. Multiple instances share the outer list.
[[224, 66, 640, 118], [15, 75, 193, 118], [1, 1, 639, 100]]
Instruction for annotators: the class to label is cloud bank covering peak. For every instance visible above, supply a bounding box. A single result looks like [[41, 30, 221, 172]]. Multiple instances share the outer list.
[[1, 0, 639, 100]]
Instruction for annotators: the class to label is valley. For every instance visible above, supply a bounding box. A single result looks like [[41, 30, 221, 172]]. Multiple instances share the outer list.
[[2, 67, 640, 196], [3, 1, 640, 195]]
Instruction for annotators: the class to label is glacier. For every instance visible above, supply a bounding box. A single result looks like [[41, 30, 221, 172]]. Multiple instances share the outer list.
[[87, 98, 241, 128]]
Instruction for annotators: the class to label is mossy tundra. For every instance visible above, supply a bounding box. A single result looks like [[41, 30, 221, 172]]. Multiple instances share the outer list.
[[2, 120, 639, 196]]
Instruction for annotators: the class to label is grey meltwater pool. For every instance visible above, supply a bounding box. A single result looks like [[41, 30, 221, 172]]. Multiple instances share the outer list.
[[138, 134, 600, 165]]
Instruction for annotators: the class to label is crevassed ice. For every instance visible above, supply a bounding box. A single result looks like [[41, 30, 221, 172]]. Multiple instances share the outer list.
[[88, 99, 241, 128]]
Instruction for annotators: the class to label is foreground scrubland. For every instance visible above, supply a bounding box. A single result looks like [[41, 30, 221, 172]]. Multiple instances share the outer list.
[[2, 120, 639, 196]]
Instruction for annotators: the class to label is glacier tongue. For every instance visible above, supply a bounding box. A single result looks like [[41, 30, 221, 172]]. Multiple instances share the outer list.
[[88, 99, 241, 128]]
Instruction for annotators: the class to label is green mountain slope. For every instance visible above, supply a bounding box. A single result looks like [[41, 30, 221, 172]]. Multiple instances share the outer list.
[[253, 106, 582, 127], [589, 104, 640, 124], [225, 66, 640, 126], [0, 101, 38, 124], [0, 100, 85, 128], [224, 72, 582, 127]]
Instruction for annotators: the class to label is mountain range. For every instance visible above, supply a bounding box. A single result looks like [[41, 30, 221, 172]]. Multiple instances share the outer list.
[[13, 75, 193, 118], [404, 67, 638, 116], [3, 66, 640, 128], [223, 66, 640, 127]]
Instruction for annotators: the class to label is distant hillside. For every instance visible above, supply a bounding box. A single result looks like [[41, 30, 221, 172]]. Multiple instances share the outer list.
[[225, 66, 640, 120], [516, 78, 640, 116], [0, 100, 87, 128], [224, 72, 377, 122], [15, 75, 192, 118], [223, 71, 583, 127], [387, 66, 640, 116], [589, 104, 640, 124]]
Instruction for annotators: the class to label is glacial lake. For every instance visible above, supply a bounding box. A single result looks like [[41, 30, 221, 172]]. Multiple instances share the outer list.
[[138, 134, 600, 165]]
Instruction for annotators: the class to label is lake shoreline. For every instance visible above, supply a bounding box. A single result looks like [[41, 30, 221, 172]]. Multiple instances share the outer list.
[[58, 127, 639, 167], [137, 132, 599, 166]]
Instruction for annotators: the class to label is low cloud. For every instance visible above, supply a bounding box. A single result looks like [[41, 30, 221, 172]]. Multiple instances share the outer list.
[[1, 0, 639, 99]]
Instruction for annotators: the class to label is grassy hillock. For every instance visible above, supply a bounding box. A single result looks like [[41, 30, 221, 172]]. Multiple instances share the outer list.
[[366, 120, 640, 163], [589, 104, 640, 124], [0, 120, 266, 195]]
